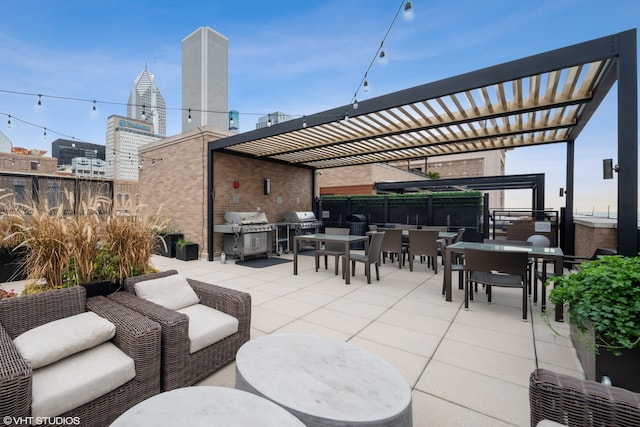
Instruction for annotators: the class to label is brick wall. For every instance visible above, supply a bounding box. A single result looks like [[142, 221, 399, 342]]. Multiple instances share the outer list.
[[573, 218, 617, 257], [139, 126, 313, 259]]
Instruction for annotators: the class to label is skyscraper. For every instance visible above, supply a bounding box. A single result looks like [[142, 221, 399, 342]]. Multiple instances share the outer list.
[[105, 115, 162, 181], [127, 66, 167, 137], [182, 27, 229, 132]]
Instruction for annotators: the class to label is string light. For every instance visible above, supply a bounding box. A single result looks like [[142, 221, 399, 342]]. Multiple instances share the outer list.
[[37, 94, 42, 110], [404, 1, 414, 20], [379, 50, 387, 65], [346, 0, 412, 116], [267, 114, 272, 127], [7, 115, 11, 128], [141, 105, 146, 120], [92, 100, 96, 111], [43, 127, 47, 140], [188, 108, 192, 123]]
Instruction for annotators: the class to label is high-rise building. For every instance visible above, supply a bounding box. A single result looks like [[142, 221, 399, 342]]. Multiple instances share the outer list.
[[256, 112, 293, 129], [52, 139, 105, 168], [182, 27, 229, 132], [127, 66, 167, 137], [105, 115, 163, 180]]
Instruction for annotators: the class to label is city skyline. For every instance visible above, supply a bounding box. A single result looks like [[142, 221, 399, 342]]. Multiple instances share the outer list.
[[0, 0, 638, 214]]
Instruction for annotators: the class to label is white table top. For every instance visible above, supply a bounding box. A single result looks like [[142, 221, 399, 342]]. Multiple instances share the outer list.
[[110, 386, 305, 427], [235, 333, 412, 426]]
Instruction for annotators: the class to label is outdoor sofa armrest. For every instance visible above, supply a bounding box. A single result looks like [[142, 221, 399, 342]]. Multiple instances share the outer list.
[[529, 368, 640, 426], [0, 324, 32, 419], [107, 291, 190, 389], [86, 296, 162, 386], [107, 292, 190, 354]]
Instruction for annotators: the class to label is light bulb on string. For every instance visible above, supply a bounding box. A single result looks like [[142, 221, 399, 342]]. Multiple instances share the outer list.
[[403, 1, 414, 20], [302, 115, 307, 128], [92, 100, 96, 111], [188, 109, 192, 123], [353, 99, 359, 109], [43, 127, 47, 141], [267, 114, 272, 127], [363, 79, 369, 93], [37, 94, 42, 110], [141, 105, 146, 120], [7, 115, 11, 128], [379, 50, 387, 65]]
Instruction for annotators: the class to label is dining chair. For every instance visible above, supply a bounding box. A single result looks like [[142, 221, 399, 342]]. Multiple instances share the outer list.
[[437, 227, 465, 265], [440, 228, 466, 294], [314, 227, 350, 275], [407, 229, 440, 273], [378, 228, 406, 268], [527, 234, 551, 304], [464, 247, 530, 320], [350, 231, 385, 284]]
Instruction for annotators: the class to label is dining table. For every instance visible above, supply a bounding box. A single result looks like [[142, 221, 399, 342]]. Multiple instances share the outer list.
[[443, 240, 565, 321], [398, 229, 458, 244], [293, 233, 370, 284]]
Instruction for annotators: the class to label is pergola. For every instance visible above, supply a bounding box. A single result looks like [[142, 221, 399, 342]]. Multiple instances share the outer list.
[[209, 29, 638, 256]]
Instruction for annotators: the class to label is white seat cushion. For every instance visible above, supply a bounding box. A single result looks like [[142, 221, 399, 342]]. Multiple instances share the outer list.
[[13, 311, 116, 369], [177, 304, 239, 354], [31, 342, 135, 418], [134, 273, 200, 310]]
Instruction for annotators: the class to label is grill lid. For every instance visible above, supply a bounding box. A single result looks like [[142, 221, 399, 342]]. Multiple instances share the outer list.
[[224, 211, 269, 225], [282, 211, 317, 223]]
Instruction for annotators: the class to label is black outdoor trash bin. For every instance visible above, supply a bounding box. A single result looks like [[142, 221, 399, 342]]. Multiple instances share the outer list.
[[346, 214, 368, 250]]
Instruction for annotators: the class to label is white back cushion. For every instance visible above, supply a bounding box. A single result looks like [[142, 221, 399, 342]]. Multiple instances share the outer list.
[[177, 304, 239, 354], [13, 311, 116, 369], [134, 273, 200, 310]]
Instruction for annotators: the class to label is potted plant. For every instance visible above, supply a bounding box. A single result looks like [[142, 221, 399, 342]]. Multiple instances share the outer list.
[[545, 255, 640, 391], [153, 229, 183, 258], [176, 238, 199, 261]]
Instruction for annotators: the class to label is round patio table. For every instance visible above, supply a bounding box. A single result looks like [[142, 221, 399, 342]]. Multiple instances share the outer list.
[[110, 385, 305, 426], [235, 333, 413, 427]]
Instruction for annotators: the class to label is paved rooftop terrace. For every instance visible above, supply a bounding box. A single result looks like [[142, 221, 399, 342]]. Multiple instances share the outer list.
[[3, 251, 583, 426]]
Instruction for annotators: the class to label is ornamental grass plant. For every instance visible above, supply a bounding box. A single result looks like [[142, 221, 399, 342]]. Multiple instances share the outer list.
[[2, 185, 169, 294]]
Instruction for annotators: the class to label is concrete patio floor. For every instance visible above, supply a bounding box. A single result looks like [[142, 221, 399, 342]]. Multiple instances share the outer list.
[[2, 251, 583, 426]]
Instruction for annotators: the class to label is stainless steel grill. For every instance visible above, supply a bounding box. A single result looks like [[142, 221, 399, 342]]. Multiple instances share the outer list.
[[282, 211, 322, 233], [213, 211, 273, 261]]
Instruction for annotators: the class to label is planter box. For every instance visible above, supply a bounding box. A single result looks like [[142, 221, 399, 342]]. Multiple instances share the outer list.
[[0, 246, 28, 283], [155, 233, 183, 258], [81, 280, 122, 298], [176, 243, 199, 261], [571, 320, 640, 392]]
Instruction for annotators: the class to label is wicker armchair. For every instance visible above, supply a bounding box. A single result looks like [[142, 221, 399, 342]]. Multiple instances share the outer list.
[[0, 286, 161, 427], [529, 368, 640, 426], [109, 270, 251, 391]]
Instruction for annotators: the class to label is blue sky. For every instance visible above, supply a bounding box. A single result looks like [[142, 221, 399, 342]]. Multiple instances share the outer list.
[[1, 0, 638, 214]]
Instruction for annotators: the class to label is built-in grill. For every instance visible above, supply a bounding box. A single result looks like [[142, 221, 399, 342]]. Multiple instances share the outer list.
[[213, 211, 273, 261], [282, 211, 322, 235]]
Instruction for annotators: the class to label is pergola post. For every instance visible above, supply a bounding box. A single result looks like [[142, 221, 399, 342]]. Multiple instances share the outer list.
[[617, 30, 638, 256]]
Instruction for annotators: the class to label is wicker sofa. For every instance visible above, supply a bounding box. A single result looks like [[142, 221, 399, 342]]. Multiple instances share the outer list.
[[0, 286, 161, 427], [529, 368, 640, 426], [109, 269, 251, 391]]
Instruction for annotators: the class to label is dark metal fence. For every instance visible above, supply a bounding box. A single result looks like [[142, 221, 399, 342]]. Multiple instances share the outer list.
[[314, 192, 484, 234]]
